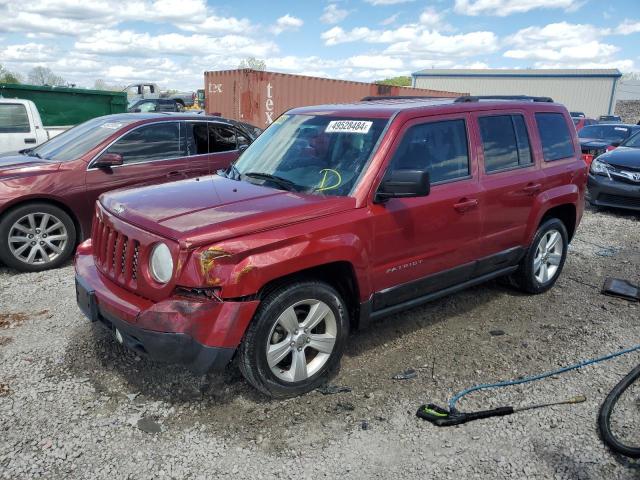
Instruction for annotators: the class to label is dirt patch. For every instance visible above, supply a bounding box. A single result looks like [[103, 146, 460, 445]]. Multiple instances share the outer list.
[[0, 310, 48, 329], [0, 336, 13, 346]]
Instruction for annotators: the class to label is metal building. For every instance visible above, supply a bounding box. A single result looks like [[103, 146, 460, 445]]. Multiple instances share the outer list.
[[412, 69, 621, 118]]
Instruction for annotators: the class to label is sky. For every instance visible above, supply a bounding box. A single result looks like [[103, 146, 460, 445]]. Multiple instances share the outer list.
[[1, 0, 639, 91]]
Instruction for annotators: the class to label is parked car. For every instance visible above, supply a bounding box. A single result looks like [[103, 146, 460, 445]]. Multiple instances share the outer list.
[[0, 113, 258, 272], [572, 116, 597, 132], [0, 99, 68, 154], [75, 95, 586, 397], [578, 124, 640, 166], [587, 131, 640, 211], [124, 83, 195, 109], [598, 115, 622, 123], [128, 98, 183, 113]]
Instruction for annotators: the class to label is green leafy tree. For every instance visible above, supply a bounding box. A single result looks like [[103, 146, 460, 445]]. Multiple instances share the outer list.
[[238, 57, 267, 70], [0, 64, 22, 84], [375, 76, 412, 86], [27, 66, 65, 86]]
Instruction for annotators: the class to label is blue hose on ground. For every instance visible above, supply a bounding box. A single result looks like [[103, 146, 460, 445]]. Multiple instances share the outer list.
[[449, 343, 640, 412]]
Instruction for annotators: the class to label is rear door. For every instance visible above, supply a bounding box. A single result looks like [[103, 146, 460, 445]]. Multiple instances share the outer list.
[[85, 121, 191, 206], [369, 114, 483, 311], [473, 111, 543, 258]]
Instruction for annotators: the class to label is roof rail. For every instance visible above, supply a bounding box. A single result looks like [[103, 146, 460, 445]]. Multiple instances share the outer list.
[[360, 95, 447, 101], [454, 95, 554, 103]]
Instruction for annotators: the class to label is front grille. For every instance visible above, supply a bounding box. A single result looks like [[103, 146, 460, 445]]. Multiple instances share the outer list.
[[92, 214, 141, 288], [598, 193, 640, 209]]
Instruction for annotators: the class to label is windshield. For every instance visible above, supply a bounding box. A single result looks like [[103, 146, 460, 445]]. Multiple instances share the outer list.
[[621, 131, 640, 148], [231, 114, 388, 196], [578, 125, 632, 143], [30, 117, 135, 162]]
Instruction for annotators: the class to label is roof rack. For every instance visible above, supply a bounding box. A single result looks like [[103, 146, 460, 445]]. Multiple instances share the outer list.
[[360, 95, 447, 101], [454, 95, 554, 103]]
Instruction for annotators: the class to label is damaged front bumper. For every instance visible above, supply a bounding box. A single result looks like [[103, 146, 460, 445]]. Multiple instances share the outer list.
[[74, 243, 260, 374]]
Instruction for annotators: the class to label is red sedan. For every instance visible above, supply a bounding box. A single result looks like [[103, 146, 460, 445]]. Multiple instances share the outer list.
[[0, 113, 258, 271]]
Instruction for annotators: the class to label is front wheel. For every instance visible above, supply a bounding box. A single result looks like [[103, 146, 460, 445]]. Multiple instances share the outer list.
[[512, 218, 568, 294], [238, 281, 349, 398], [0, 203, 76, 272]]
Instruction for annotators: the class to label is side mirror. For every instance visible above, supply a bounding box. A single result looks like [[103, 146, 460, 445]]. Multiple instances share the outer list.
[[375, 169, 430, 203], [93, 153, 123, 169]]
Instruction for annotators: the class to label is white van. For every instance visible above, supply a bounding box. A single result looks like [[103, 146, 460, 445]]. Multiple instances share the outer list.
[[0, 99, 67, 154]]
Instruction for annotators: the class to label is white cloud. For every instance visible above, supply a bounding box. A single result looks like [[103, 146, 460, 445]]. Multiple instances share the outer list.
[[179, 15, 253, 34], [364, 0, 414, 5], [454, 0, 579, 16], [345, 55, 404, 69], [386, 30, 498, 57], [380, 13, 401, 26], [270, 14, 304, 35], [419, 8, 444, 28], [614, 19, 640, 35], [321, 4, 349, 24]]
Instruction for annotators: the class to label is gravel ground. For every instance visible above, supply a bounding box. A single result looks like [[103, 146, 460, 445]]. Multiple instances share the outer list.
[[1, 205, 639, 479]]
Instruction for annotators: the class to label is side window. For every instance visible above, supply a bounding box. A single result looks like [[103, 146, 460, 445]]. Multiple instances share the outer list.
[[388, 119, 469, 183], [106, 122, 183, 164], [0, 104, 30, 133], [535, 113, 575, 161], [236, 128, 251, 148], [479, 114, 532, 173], [137, 101, 157, 113], [186, 122, 209, 155], [208, 124, 237, 153]]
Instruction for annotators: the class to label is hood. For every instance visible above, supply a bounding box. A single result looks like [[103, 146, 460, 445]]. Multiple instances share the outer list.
[[0, 154, 61, 179], [100, 175, 357, 246], [598, 147, 640, 171], [579, 138, 612, 149]]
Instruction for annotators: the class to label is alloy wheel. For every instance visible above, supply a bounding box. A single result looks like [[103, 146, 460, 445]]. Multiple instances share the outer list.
[[8, 212, 68, 265], [533, 228, 563, 284], [266, 299, 337, 383]]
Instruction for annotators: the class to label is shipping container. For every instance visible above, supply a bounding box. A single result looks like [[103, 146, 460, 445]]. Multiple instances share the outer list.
[[0, 83, 127, 127], [204, 69, 463, 128]]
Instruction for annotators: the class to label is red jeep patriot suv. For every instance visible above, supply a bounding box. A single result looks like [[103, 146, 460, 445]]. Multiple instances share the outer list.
[[75, 96, 587, 397]]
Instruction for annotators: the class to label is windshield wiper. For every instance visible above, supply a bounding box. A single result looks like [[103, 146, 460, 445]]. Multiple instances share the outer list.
[[243, 172, 301, 191]]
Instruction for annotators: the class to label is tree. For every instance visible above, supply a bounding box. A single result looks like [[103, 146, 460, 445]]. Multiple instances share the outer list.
[[238, 57, 266, 71], [27, 66, 65, 86], [375, 76, 412, 87], [0, 64, 22, 84]]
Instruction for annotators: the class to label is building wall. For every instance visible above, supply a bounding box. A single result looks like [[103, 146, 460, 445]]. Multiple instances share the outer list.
[[413, 75, 617, 118]]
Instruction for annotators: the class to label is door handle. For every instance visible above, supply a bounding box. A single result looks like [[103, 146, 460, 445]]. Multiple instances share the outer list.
[[522, 183, 542, 195], [453, 198, 479, 213], [24, 138, 37, 144], [166, 171, 186, 179]]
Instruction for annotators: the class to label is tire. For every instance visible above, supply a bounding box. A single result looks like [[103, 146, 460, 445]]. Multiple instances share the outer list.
[[0, 203, 76, 272], [512, 218, 568, 294], [238, 281, 349, 398]]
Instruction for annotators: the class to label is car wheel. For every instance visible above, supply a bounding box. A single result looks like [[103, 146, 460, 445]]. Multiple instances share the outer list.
[[0, 203, 76, 272], [512, 218, 568, 294], [239, 281, 349, 398]]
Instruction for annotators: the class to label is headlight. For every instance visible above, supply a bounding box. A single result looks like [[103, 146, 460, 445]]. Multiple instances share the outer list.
[[590, 158, 609, 175], [149, 243, 174, 284]]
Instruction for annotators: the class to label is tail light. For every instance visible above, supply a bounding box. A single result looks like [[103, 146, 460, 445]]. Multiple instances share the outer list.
[[582, 153, 594, 166]]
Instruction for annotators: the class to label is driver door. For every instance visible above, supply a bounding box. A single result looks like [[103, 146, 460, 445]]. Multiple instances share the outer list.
[[369, 114, 483, 312]]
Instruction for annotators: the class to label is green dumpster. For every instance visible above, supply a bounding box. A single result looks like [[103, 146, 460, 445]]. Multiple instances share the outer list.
[[0, 83, 127, 127]]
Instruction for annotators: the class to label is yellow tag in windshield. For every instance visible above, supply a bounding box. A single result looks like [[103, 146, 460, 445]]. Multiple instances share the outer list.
[[317, 169, 342, 191]]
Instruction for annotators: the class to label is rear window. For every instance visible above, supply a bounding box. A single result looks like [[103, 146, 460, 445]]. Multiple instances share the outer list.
[[535, 113, 575, 161], [0, 103, 30, 133], [479, 115, 532, 172]]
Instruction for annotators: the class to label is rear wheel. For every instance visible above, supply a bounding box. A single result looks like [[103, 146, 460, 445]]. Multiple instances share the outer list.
[[0, 203, 76, 272], [512, 218, 568, 294], [239, 281, 349, 398]]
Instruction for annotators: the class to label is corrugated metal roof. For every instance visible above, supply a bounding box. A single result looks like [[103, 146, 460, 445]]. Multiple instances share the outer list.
[[412, 68, 622, 78]]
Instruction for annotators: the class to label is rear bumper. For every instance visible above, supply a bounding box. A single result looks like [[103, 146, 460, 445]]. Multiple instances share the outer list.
[[74, 241, 260, 373], [587, 174, 640, 211]]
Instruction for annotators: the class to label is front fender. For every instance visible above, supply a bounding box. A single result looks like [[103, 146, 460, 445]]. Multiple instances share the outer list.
[[176, 231, 371, 301]]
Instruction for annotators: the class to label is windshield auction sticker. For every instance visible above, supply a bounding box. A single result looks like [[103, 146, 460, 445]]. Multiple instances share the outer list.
[[325, 120, 373, 134]]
